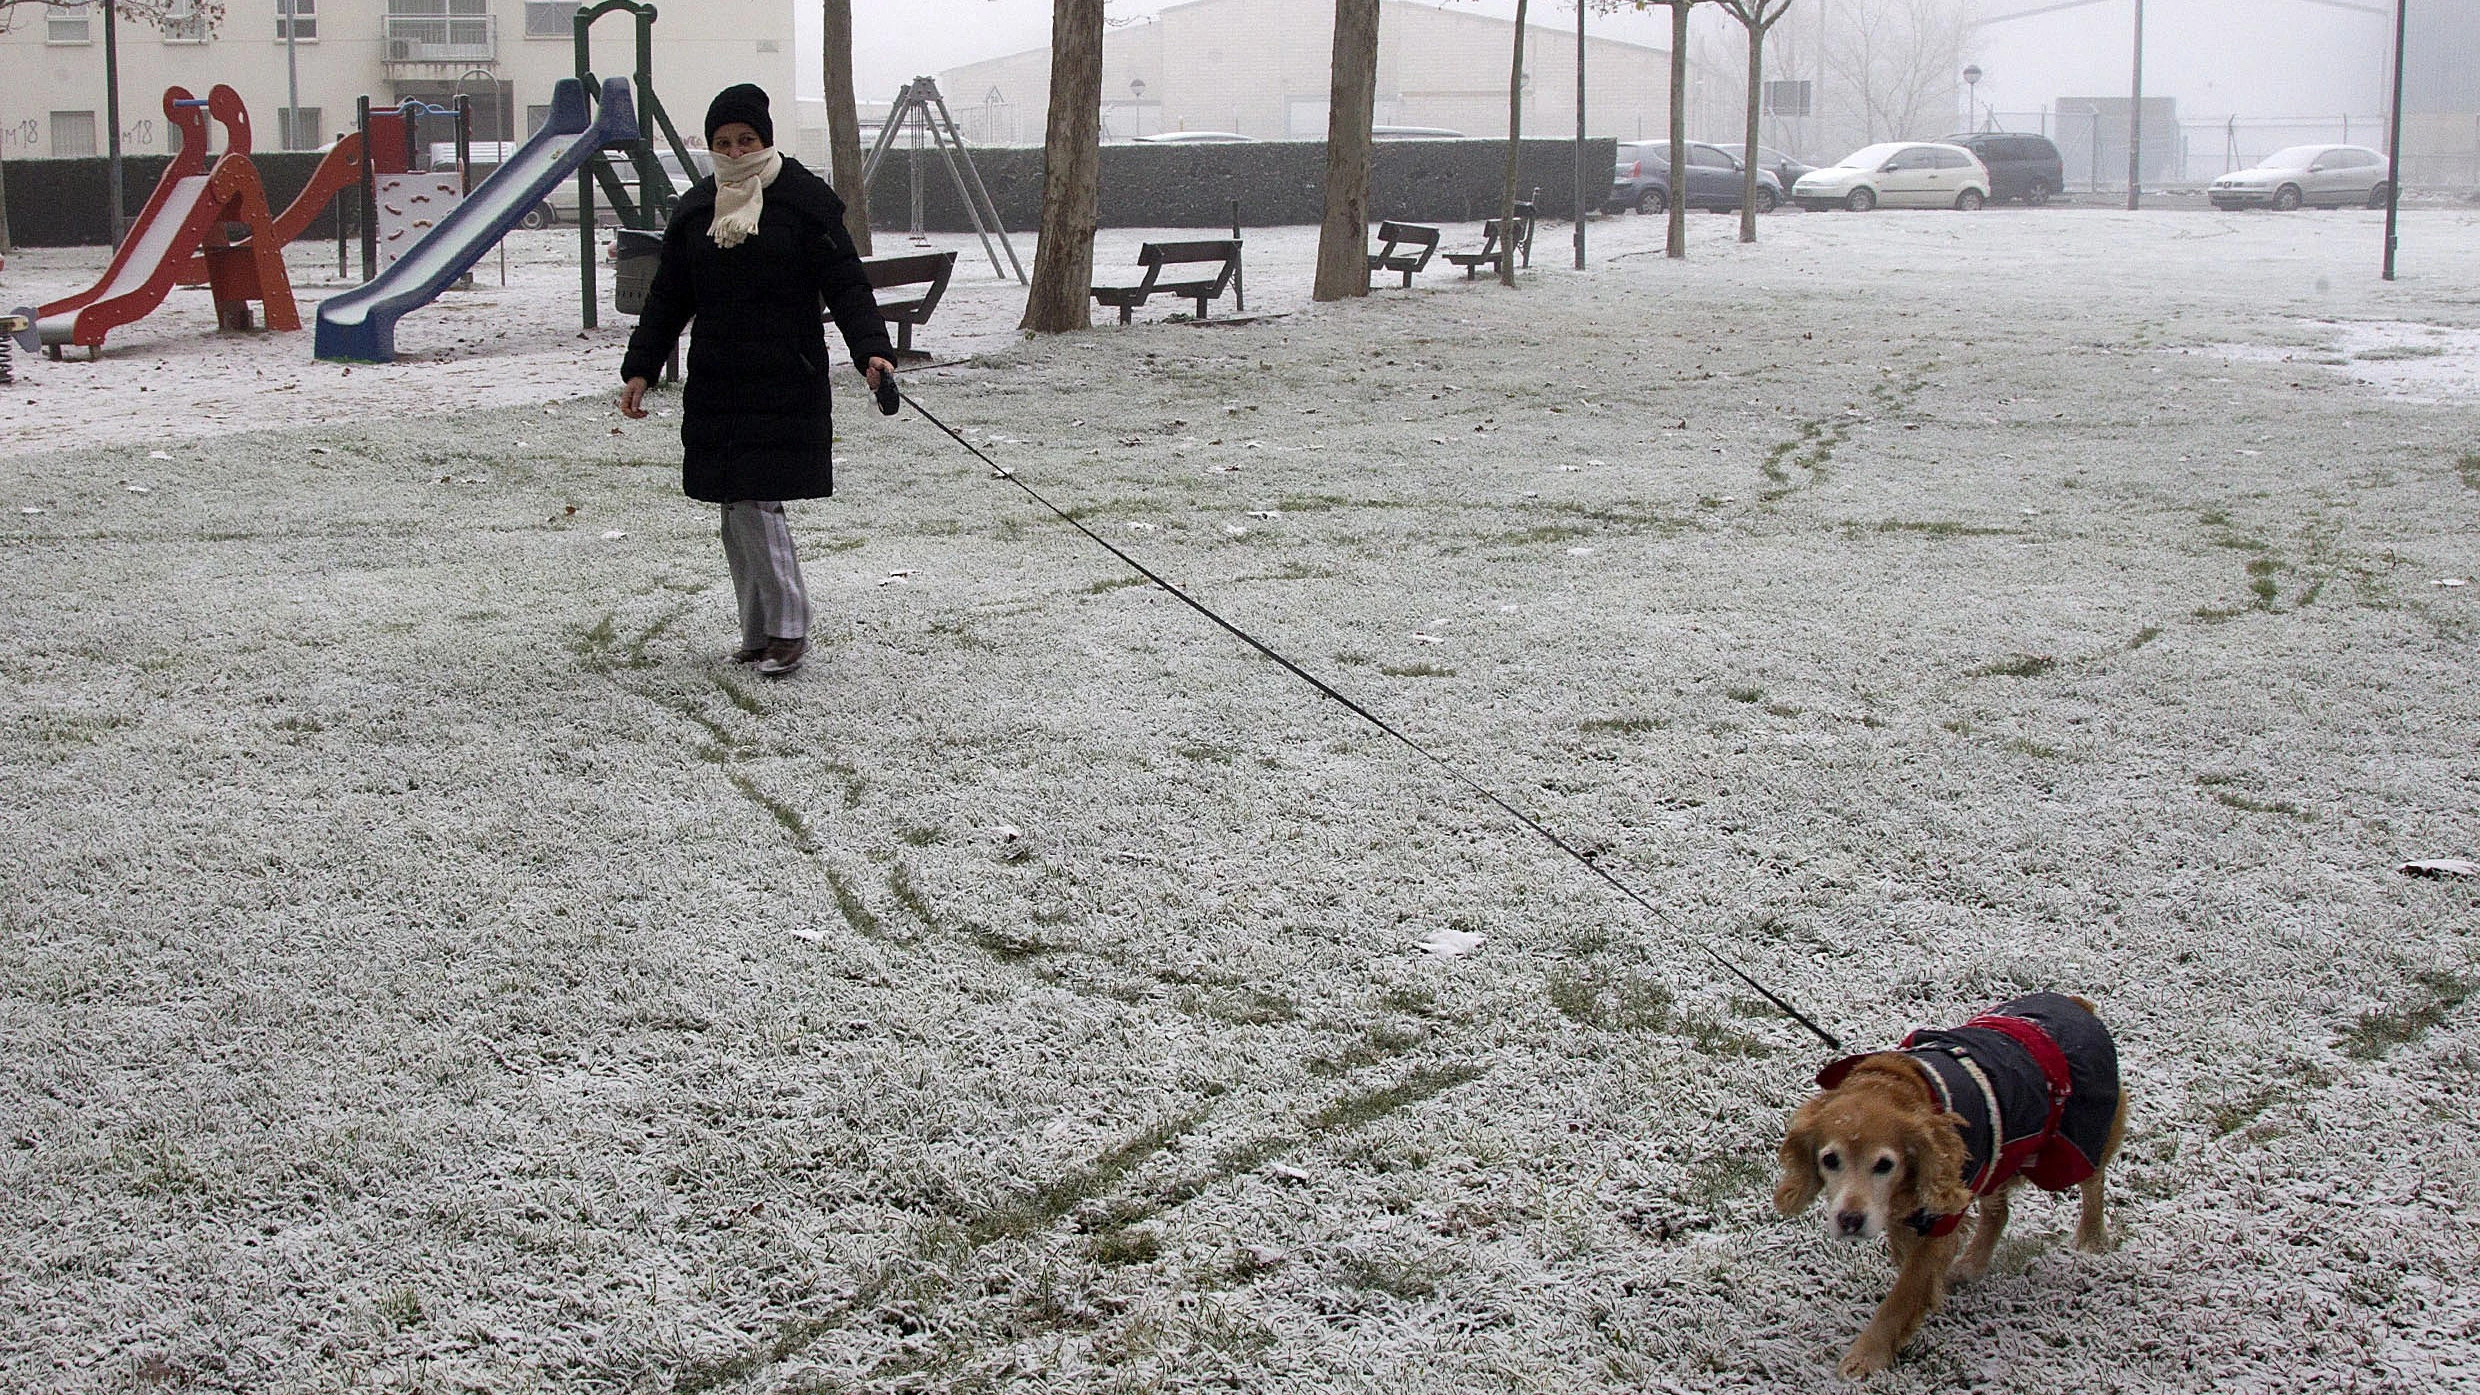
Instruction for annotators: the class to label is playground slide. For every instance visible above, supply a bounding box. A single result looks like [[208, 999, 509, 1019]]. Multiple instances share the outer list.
[[35, 176, 218, 350], [315, 77, 637, 363]]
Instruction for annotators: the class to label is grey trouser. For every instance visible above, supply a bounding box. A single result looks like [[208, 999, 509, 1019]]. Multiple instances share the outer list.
[[719, 500, 809, 645]]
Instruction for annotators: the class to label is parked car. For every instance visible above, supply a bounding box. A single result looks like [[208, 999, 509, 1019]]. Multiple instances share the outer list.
[[2209, 144, 2393, 210], [1940, 131, 2066, 204], [1130, 130, 1257, 144], [530, 148, 712, 228], [1372, 125, 1466, 140], [1606, 140, 1782, 216], [1752, 144, 1816, 193], [1793, 142, 1990, 212]]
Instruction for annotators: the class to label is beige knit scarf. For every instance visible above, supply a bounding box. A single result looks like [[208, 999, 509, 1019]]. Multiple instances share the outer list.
[[708, 147, 782, 249]]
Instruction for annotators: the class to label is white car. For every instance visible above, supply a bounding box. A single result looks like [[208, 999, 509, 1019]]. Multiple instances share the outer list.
[[1793, 142, 1991, 212], [2209, 145, 2392, 211], [1130, 130, 1257, 144]]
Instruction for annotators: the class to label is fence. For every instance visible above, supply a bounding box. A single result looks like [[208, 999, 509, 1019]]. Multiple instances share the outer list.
[[1981, 109, 2395, 191]]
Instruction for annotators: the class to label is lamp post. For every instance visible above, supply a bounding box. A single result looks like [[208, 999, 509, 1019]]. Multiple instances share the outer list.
[[1963, 64, 1983, 132], [2125, 0, 2144, 210], [282, 0, 301, 148], [2382, 0, 2405, 279], [1574, 0, 1586, 269], [103, 0, 125, 241], [1129, 76, 1145, 139]]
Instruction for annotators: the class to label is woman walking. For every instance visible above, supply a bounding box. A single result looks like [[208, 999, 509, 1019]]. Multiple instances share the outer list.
[[620, 83, 896, 677]]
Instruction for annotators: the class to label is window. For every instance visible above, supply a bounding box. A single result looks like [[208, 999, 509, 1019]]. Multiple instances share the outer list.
[[525, 1, 570, 37], [278, 106, 323, 150], [46, 3, 92, 44], [51, 110, 99, 157], [1762, 79, 1812, 118], [1689, 145, 1733, 169], [1936, 148, 1972, 169], [278, 0, 318, 41], [161, 0, 209, 43]]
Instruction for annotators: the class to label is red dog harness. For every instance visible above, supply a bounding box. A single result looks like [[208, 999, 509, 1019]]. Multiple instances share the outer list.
[[1814, 993, 2120, 1239]]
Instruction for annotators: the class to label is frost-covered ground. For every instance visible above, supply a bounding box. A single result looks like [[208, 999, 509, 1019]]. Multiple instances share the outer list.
[[4, 205, 2479, 1394]]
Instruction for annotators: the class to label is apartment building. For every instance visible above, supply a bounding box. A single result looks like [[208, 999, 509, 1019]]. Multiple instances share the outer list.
[[940, 0, 1679, 147], [1, 1, 799, 161]]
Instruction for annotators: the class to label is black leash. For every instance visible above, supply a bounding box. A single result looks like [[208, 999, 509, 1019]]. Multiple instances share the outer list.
[[879, 376, 1841, 1053]]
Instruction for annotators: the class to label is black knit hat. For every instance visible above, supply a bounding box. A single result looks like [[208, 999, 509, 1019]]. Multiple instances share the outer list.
[[704, 83, 773, 147]]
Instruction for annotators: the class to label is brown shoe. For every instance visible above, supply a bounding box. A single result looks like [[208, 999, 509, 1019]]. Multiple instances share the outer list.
[[730, 641, 767, 664], [756, 635, 807, 677]]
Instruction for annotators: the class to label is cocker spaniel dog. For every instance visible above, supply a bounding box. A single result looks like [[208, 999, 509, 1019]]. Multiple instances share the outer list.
[[1773, 992, 2127, 1378]]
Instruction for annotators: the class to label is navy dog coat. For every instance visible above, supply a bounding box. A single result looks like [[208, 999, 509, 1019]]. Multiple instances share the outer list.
[[1814, 992, 2121, 1238]]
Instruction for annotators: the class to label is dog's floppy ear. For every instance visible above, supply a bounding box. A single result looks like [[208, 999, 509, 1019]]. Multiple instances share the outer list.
[[1902, 1110, 1973, 1220], [1775, 1100, 1825, 1216]]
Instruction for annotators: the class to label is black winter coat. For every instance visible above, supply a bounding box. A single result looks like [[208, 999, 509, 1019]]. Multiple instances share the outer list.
[[620, 158, 894, 503]]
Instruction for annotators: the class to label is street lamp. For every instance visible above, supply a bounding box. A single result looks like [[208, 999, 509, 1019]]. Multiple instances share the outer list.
[[1963, 65, 1983, 132], [1129, 77, 1146, 139]]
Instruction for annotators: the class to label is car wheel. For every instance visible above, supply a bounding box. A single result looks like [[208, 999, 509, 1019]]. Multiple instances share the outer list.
[[2272, 184, 2303, 211], [1755, 186, 1780, 215], [1845, 187, 1877, 213], [518, 202, 553, 231], [2022, 178, 2052, 207], [1637, 187, 1667, 216], [1955, 188, 1985, 212], [2367, 182, 2392, 209]]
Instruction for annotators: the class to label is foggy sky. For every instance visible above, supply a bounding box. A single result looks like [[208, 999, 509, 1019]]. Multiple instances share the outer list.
[[796, 1, 2400, 130]]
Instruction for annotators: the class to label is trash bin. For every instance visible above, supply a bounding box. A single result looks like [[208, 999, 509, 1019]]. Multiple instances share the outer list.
[[612, 228, 663, 316]]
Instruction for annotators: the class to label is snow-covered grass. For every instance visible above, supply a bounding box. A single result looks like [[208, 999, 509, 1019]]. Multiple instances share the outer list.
[[3, 205, 2478, 1393]]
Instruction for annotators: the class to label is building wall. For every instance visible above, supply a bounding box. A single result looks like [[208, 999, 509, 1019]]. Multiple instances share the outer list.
[[940, 0, 1676, 148], [0, 1, 794, 163]]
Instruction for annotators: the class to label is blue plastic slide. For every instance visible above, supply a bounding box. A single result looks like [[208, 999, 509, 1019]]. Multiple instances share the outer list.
[[315, 77, 638, 363]]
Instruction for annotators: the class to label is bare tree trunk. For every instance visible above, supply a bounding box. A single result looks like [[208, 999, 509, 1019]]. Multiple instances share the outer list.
[[1313, 0, 1381, 301], [1498, 0, 1529, 289], [822, 0, 871, 256], [1739, 10, 1766, 242], [1021, 0, 1105, 334], [0, 157, 13, 255], [1666, 1, 1690, 258]]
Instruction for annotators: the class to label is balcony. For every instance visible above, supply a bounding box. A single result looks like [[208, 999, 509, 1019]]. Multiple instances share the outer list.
[[383, 13, 497, 67]]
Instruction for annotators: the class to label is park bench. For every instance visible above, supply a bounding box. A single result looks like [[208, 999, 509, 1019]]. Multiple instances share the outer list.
[[1090, 240, 1242, 324], [1366, 221, 1441, 288], [860, 249, 958, 361], [1442, 194, 1539, 280]]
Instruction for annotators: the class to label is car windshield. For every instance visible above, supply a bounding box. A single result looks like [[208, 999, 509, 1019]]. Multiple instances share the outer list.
[[2253, 146, 2322, 171], [1832, 143, 1905, 170]]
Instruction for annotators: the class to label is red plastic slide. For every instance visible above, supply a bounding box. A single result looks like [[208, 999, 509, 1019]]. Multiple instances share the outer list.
[[33, 86, 299, 358]]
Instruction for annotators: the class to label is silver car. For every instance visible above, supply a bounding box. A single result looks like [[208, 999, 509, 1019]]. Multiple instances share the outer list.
[[2209, 144, 2393, 211]]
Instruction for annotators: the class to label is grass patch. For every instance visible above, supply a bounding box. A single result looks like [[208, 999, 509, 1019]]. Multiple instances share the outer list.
[[1969, 654, 2056, 679], [1724, 685, 1764, 704], [2005, 736, 2067, 759], [725, 770, 814, 847], [1546, 965, 1675, 1032], [1080, 574, 1153, 596], [1377, 661, 1455, 678], [1176, 741, 1236, 764], [710, 671, 762, 715], [2339, 973, 2473, 1060], [1500, 524, 1594, 546], [1580, 715, 1664, 735], [1089, 1227, 1162, 1265], [2354, 344, 2449, 361], [2209, 788, 2309, 819], [969, 924, 1067, 962], [889, 860, 937, 928], [2127, 625, 2162, 650], [1865, 519, 2017, 538], [2458, 453, 2480, 490]]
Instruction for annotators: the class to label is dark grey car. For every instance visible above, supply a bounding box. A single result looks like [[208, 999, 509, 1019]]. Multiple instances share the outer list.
[[1607, 140, 1782, 216], [1941, 132, 2066, 205]]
